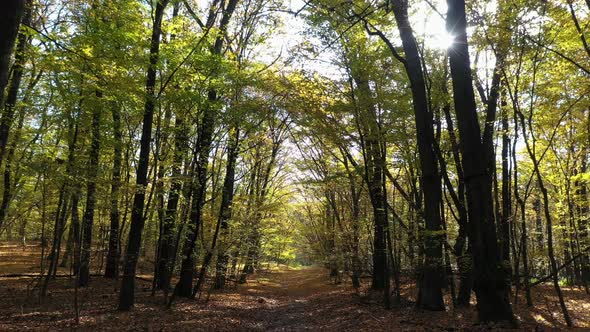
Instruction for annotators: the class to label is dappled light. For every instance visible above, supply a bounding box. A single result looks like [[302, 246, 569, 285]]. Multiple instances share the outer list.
[[1, 0, 590, 330]]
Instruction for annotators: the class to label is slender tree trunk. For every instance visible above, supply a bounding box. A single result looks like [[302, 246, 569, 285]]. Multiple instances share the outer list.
[[41, 188, 69, 297], [0, 0, 25, 110], [517, 102, 573, 327], [60, 190, 80, 271], [0, 100, 26, 238], [238, 154, 260, 284], [576, 120, 590, 284], [152, 101, 172, 292], [388, 2, 444, 310], [352, 73, 387, 291], [105, 104, 122, 279], [214, 128, 240, 289], [172, 0, 239, 299], [41, 109, 80, 297], [156, 116, 188, 289], [538, 175, 573, 326], [195, 127, 239, 295], [173, 103, 216, 298], [154, 2, 181, 290], [0, 0, 30, 230], [78, 92, 101, 287], [512, 109, 532, 306], [442, 102, 471, 306], [533, 198, 544, 271], [500, 104, 511, 270], [342, 150, 361, 288], [118, 0, 168, 310]]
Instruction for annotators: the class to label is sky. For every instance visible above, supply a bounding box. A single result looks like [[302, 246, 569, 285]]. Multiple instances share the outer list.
[[262, 0, 456, 77]]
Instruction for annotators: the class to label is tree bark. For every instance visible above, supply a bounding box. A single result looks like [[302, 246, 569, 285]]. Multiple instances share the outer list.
[[104, 104, 122, 279], [0, 0, 30, 230], [0, 0, 25, 109], [118, 0, 169, 311], [500, 105, 511, 268], [173, 0, 239, 299], [78, 91, 101, 287], [156, 115, 188, 290], [389, 1, 444, 310], [446, 0, 514, 323], [196, 126, 239, 295]]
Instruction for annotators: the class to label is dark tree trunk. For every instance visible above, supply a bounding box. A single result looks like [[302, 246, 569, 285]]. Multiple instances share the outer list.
[[239, 232, 260, 283], [238, 155, 261, 284], [352, 73, 387, 291], [516, 96, 573, 327], [118, 0, 168, 311], [451, 192, 473, 306], [195, 127, 239, 295], [0, 0, 30, 230], [173, 99, 216, 298], [0, 0, 25, 110], [533, 198, 544, 263], [41, 187, 69, 297], [500, 106, 511, 267], [441, 102, 472, 306], [511, 110, 532, 306], [105, 104, 122, 279], [389, 2, 444, 310], [152, 101, 172, 293], [78, 92, 101, 287], [172, 0, 238, 299], [446, 0, 514, 323], [538, 173, 573, 326], [156, 116, 188, 290], [213, 127, 239, 289], [576, 120, 589, 284], [341, 149, 362, 288], [0, 99, 26, 239], [154, 2, 182, 290], [41, 110, 80, 297], [60, 191, 80, 271]]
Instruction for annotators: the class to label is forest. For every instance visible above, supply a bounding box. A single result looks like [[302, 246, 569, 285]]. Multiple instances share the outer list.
[[0, 0, 589, 330]]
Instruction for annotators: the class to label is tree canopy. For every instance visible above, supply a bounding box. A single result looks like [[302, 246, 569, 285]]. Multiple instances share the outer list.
[[0, 0, 589, 329]]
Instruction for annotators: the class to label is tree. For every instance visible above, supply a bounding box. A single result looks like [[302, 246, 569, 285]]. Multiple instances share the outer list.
[[445, 0, 514, 323], [118, 0, 169, 311]]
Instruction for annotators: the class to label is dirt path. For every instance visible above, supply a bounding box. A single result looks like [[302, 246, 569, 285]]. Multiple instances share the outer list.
[[233, 266, 349, 331], [1, 261, 589, 331]]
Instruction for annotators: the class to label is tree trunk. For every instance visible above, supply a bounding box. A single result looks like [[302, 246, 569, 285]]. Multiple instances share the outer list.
[[500, 100, 511, 270], [352, 72, 387, 291], [441, 102, 471, 306], [195, 126, 239, 295], [118, 0, 168, 311], [60, 191, 80, 271], [576, 120, 589, 284], [156, 116, 188, 290], [0, 0, 25, 110], [172, 0, 238, 299], [516, 97, 573, 327], [41, 109, 80, 297], [446, 0, 514, 323], [389, 1, 444, 310], [105, 104, 122, 279], [512, 109, 532, 306], [78, 91, 101, 287], [0, 0, 30, 230]]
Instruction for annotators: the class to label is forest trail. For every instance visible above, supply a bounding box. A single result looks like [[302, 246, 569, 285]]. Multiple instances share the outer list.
[[232, 266, 347, 330], [1, 244, 590, 331]]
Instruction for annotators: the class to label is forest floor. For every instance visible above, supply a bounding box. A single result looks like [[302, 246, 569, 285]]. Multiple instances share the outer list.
[[1, 243, 590, 331]]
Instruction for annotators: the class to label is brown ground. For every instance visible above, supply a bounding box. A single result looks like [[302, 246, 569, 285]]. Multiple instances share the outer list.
[[1, 242, 589, 331]]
